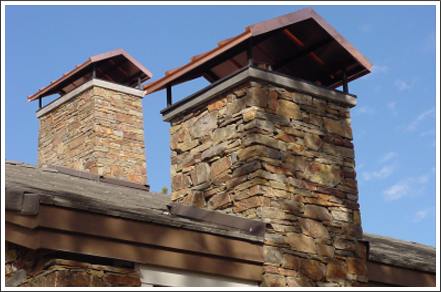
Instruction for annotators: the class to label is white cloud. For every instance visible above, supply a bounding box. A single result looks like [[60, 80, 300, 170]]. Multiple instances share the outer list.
[[420, 32, 435, 52], [357, 106, 375, 115], [362, 164, 395, 181], [379, 151, 397, 164], [387, 102, 398, 116], [371, 64, 388, 74], [394, 79, 411, 90], [383, 169, 435, 201], [418, 168, 435, 184], [407, 108, 436, 131], [413, 207, 435, 223], [383, 180, 409, 201], [387, 102, 396, 110], [420, 129, 435, 136], [360, 24, 373, 33]]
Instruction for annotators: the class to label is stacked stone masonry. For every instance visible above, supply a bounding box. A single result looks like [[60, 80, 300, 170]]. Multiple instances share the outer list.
[[5, 242, 141, 287], [168, 80, 367, 287], [37, 86, 147, 184]]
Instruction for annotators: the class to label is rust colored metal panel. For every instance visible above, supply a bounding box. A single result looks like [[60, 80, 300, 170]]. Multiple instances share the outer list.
[[28, 48, 152, 102], [366, 261, 436, 287], [143, 31, 252, 95], [143, 7, 372, 98]]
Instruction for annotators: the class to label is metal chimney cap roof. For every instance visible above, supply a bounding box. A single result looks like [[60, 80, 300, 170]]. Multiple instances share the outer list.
[[28, 48, 152, 102]]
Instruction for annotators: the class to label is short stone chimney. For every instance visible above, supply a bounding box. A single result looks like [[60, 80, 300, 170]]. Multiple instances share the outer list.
[[145, 8, 373, 287], [29, 49, 152, 185]]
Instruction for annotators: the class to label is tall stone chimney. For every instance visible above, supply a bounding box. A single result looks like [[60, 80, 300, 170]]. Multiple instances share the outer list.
[[145, 8, 373, 287], [28, 49, 152, 185]]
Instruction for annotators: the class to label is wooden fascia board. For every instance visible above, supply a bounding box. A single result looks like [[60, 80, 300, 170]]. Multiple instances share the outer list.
[[5, 205, 263, 264], [366, 261, 436, 287], [143, 31, 252, 95], [5, 221, 262, 282]]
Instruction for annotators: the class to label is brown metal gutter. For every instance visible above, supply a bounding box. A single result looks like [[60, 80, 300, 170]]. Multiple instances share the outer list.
[[366, 261, 436, 287], [5, 205, 264, 282]]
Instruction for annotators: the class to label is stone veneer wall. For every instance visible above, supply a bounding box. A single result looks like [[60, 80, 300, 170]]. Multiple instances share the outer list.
[[168, 80, 368, 287], [5, 242, 141, 287], [37, 85, 147, 184]]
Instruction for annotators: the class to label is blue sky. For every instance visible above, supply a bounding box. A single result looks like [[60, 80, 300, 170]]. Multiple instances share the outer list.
[[2, 3, 439, 248]]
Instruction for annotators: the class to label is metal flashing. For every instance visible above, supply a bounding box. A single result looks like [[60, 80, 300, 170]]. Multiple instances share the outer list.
[[36, 78, 145, 118], [161, 66, 357, 122], [47, 164, 150, 191], [5, 187, 40, 216], [167, 202, 267, 238]]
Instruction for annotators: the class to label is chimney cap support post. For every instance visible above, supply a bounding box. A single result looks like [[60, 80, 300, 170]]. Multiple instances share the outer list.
[[166, 84, 172, 107]]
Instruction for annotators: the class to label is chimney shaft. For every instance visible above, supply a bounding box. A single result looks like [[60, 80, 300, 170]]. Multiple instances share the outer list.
[[37, 79, 148, 185], [165, 68, 367, 287]]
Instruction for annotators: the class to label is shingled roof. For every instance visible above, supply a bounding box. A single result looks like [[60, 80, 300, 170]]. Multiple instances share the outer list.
[[4, 160, 264, 242], [4, 160, 436, 275], [363, 233, 436, 274]]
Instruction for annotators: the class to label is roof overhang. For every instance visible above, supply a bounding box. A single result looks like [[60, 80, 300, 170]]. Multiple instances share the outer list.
[[28, 49, 152, 102], [144, 7, 372, 96], [5, 204, 263, 282]]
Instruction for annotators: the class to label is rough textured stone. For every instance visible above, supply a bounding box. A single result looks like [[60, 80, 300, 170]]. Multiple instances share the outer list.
[[346, 258, 367, 276], [304, 205, 333, 221], [212, 124, 236, 145], [334, 238, 355, 251], [279, 199, 304, 216], [171, 174, 192, 190], [281, 254, 300, 270], [243, 118, 275, 133], [166, 81, 365, 288], [232, 161, 261, 178], [318, 244, 335, 258], [304, 133, 322, 151], [233, 196, 263, 213], [300, 259, 326, 281], [208, 192, 231, 210], [238, 145, 277, 161], [322, 143, 355, 158], [303, 163, 341, 187], [244, 134, 287, 151], [292, 92, 312, 105], [323, 117, 353, 140], [261, 274, 286, 287], [287, 233, 316, 253], [189, 111, 218, 139], [190, 163, 210, 186], [276, 100, 302, 120], [38, 86, 147, 184], [326, 260, 347, 282], [211, 156, 232, 179], [299, 218, 331, 239], [201, 142, 227, 160], [263, 246, 283, 264], [285, 154, 307, 171]]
